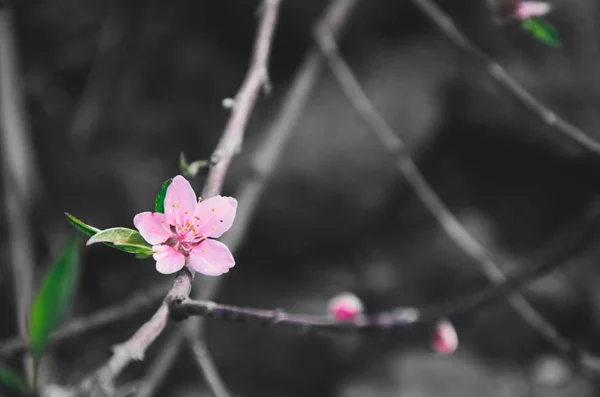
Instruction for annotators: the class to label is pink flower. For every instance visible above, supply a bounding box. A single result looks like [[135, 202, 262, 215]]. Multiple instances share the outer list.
[[514, 1, 552, 19], [328, 293, 364, 321], [133, 175, 237, 275], [431, 319, 458, 355]]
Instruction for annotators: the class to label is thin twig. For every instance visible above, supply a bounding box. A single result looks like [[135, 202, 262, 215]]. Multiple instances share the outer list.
[[0, 282, 169, 357], [202, 0, 282, 199], [408, 0, 600, 155], [167, 204, 600, 331], [314, 24, 600, 373], [0, 6, 41, 385]]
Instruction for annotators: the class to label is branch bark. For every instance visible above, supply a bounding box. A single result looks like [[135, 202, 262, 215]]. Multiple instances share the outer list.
[[165, 203, 600, 334]]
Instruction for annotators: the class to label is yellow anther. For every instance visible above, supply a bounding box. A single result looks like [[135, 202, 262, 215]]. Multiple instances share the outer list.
[[211, 227, 215, 231], [211, 208, 215, 212]]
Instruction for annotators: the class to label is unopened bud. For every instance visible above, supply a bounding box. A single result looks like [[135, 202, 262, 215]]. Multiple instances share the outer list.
[[222, 97, 236, 109], [431, 319, 458, 355], [328, 293, 364, 321], [514, 1, 551, 19]]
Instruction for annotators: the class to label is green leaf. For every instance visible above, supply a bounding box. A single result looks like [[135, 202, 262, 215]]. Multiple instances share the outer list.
[[155, 178, 172, 214], [66, 214, 153, 257], [64, 212, 100, 237], [521, 17, 561, 47], [29, 238, 81, 357], [0, 365, 30, 396], [180, 152, 208, 178], [86, 228, 153, 256]]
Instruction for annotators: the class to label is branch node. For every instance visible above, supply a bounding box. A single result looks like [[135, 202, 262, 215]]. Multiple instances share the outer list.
[[167, 298, 189, 322]]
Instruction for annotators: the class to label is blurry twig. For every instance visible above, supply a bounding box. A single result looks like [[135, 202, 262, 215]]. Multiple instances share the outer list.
[[314, 23, 600, 373], [0, 282, 168, 357], [0, 6, 40, 382], [134, 328, 185, 397], [69, 13, 125, 146], [408, 0, 600, 155], [188, 337, 232, 397]]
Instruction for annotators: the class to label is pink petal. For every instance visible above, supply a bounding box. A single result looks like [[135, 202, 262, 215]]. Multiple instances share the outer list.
[[133, 212, 172, 245], [153, 245, 186, 274], [193, 196, 238, 238], [515, 2, 551, 19], [164, 175, 197, 228], [188, 239, 235, 276]]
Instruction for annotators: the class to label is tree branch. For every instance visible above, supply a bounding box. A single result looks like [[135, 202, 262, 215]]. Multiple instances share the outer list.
[[202, 0, 282, 199], [166, 202, 600, 333], [74, 269, 193, 396], [314, 23, 600, 373], [408, 0, 600, 155]]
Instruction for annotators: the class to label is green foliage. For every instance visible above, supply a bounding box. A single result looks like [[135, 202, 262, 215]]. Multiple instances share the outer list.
[[179, 152, 208, 179], [86, 228, 153, 256], [521, 17, 561, 47], [64, 212, 100, 237], [29, 238, 81, 358], [0, 365, 30, 396], [155, 178, 173, 214], [65, 214, 153, 257]]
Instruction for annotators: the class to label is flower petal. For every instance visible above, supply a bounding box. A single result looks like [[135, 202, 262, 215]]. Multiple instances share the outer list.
[[153, 245, 186, 274], [188, 239, 234, 276], [133, 212, 171, 245], [193, 196, 238, 238], [164, 175, 197, 228]]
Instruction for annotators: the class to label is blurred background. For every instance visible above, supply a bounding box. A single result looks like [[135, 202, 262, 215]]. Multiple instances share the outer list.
[[2, 0, 600, 396]]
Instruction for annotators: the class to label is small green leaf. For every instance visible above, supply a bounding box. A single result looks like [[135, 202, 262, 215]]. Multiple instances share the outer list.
[[0, 365, 30, 396], [180, 152, 208, 178], [29, 238, 81, 357], [521, 17, 561, 47], [65, 213, 100, 237], [155, 178, 172, 214], [86, 228, 153, 255], [66, 214, 153, 257]]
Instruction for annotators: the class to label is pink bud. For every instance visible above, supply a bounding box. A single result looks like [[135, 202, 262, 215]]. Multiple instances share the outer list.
[[514, 1, 552, 19], [431, 319, 458, 355], [328, 293, 364, 321]]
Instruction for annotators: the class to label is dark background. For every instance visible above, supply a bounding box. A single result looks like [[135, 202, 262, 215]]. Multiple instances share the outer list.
[[2, 0, 600, 396]]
